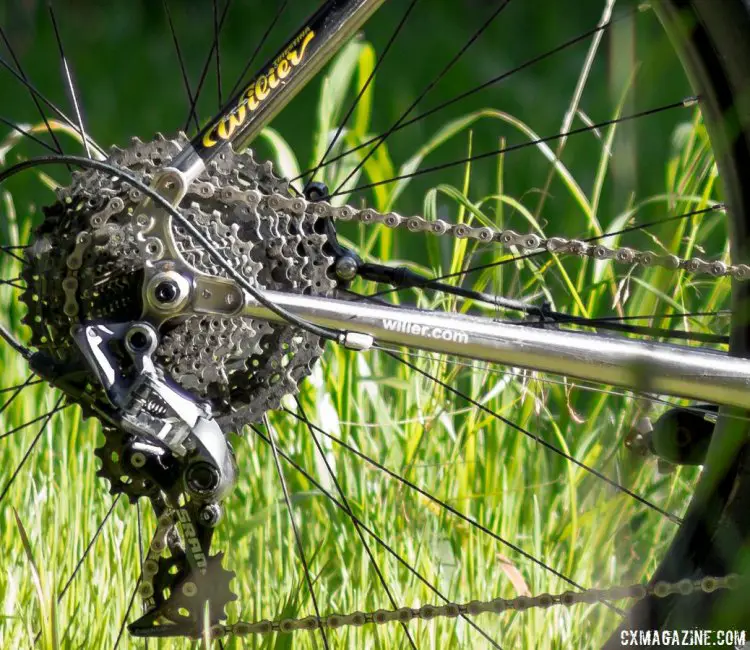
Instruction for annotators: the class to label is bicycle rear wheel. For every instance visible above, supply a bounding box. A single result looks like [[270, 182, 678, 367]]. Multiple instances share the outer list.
[[0, 1, 749, 648]]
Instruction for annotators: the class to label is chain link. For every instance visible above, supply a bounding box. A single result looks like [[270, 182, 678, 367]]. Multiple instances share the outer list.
[[137, 510, 176, 602]]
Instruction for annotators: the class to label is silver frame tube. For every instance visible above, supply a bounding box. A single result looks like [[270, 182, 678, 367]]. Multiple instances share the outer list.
[[242, 291, 750, 410]]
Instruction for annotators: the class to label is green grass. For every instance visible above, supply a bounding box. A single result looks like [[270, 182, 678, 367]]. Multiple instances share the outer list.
[[0, 28, 731, 650]]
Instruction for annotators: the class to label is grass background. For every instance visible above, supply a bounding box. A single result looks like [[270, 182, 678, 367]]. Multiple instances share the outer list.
[[0, 1, 734, 648]]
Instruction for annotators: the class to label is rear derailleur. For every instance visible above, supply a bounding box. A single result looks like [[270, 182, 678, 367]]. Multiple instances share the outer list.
[[33, 320, 238, 637]]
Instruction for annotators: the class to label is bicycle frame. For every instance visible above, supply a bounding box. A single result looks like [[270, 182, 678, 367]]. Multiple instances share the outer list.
[[169, 0, 750, 410]]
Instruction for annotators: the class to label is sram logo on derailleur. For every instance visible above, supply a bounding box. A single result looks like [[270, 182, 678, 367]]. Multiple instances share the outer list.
[[177, 508, 208, 574]]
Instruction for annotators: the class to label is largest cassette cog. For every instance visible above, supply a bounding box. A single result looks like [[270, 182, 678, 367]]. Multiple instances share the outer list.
[[21, 133, 336, 435]]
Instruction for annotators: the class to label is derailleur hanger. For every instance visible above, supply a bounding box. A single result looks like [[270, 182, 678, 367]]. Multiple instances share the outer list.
[[303, 181, 363, 284]]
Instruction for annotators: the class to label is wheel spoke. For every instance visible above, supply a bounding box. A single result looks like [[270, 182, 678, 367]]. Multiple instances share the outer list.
[[385, 352, 682, 525], [0, 395, 65, 504], [0, 378, 42, 395], [163, 0, 200, 133], [0, 276, 26, 290], [249, 422, 504, 649], [0, 404, 70, 442], [303, 0, 422, 188], [48, 3, 91, 159], [227, 0, 289, 99], [0, 245, 29, 266], [0, 52, 104, 157], [213, 0, 223, 109], [262, 414, 330, 649], [0, 25, 65, 155], [332, 97, 697, 198], [113, 582, 139, 650], [0, 115, 60, 155], [58, 495, 122, 602], [0, 322, 32, 359], [114, 556, 141, 649], [333, 0, 515, 197], [280, 408, 623, 616], [293, 7, 633, 183], [183, 0, 234, 132], [295, 398, 418, 650], [0, 373, 36, 418], [135, 501, 149, 650]]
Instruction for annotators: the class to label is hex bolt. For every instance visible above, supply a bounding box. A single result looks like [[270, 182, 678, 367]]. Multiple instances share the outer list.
[[182, 581, 198, 597], [154, 280, 179, 304]]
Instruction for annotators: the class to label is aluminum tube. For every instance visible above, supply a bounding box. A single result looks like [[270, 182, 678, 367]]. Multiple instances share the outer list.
[[242, 290, 750, 409]]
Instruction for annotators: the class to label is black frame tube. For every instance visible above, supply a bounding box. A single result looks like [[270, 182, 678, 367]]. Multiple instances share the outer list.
[[173, 0, 386, 175]]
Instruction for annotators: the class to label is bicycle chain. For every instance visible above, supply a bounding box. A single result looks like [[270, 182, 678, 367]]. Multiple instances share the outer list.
[[301, 197, 743, 280], [138, 508, 739, 638], [221, 575, 739, 637], [152, 179, 743, 281], [122, 186, 741, 637]]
